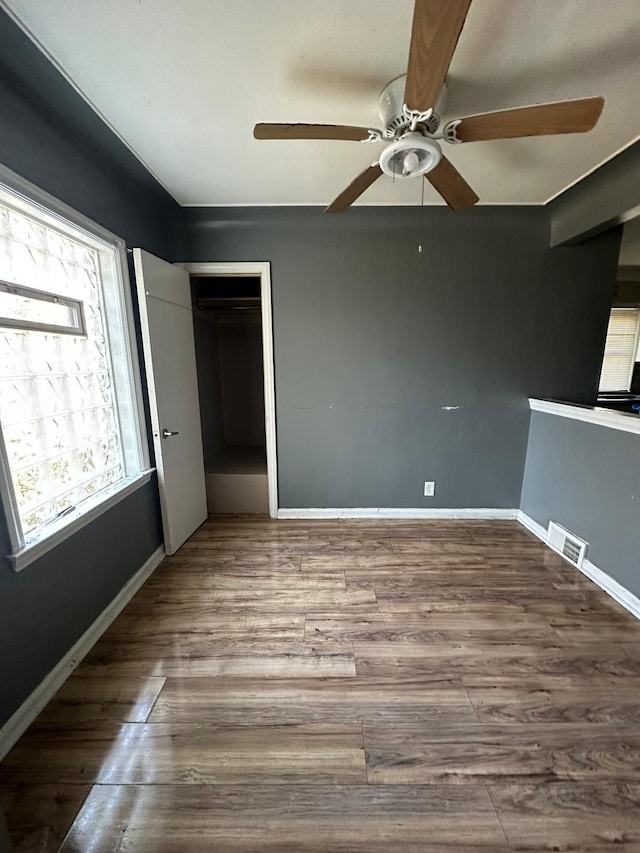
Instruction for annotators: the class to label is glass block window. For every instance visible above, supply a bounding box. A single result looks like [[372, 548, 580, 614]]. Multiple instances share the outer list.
[[0, 177, 148, 560]]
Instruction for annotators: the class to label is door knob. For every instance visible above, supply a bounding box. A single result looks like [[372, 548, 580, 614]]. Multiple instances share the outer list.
[[161, 428, 179, 438]]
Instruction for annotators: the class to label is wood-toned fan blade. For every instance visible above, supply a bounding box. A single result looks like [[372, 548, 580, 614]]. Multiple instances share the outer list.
[[326, 164, 383, 213], [404, 0, 472, 112], [425, 156, 479, 211], [455, 97, 604, 142], [254, 123, 372, 141]]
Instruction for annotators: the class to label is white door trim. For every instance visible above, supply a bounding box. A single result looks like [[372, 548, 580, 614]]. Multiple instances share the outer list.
[[180, 262, 278, 517]]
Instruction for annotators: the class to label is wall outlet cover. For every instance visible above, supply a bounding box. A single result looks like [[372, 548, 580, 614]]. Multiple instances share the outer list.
[[424, 481, 435, 497]]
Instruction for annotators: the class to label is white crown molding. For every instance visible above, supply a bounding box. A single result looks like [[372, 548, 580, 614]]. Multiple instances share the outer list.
[[278, 508, 519, 520], [544, 137, 640, 205], [179, 201, 542, 208], [0, 2, 177, 203], [517, 511, 640, 620], [0, 545, 165, 762], [529, 398, 640, 435]]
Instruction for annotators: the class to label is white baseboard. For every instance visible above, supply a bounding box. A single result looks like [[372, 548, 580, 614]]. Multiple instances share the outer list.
[[278, 508, 519, 520], [578, 559, 640, 620], [516, 510, 547, 540], [0, 544, 165, 762], [517, 511, 640, 621]]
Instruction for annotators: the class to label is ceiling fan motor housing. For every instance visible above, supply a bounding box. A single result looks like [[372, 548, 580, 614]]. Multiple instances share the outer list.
[[378, 74, 447, 137]]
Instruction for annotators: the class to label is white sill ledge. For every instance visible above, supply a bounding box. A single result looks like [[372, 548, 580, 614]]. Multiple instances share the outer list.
[[529, 398, 640, 435], [10, 469, 154, 572]]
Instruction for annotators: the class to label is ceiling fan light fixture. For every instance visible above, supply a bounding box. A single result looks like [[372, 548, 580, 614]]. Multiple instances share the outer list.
[[379, 132, 442, 179], [255, 0, 606, 213]]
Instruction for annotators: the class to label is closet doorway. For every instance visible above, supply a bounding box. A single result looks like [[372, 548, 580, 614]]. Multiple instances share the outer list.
[[183, 262, 277, 517]]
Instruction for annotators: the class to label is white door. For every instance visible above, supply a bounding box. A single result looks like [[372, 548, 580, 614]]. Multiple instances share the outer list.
[[133, 249, 207, 554]]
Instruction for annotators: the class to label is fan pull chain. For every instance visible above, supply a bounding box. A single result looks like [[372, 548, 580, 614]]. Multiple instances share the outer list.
[[418, 177, 425, 253]]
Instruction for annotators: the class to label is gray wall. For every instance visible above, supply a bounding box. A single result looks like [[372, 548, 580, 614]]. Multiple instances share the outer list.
[[0, 805, 9, 853], [0, 9, 176, 727], [193, 312, 225, 463], [182, 207, 621, 509], [0, 3, 626, 729], [218, 314, 265, 447], [521, 411, 640, 599], [619, 218, 640, 266], [550, 140, 640, 247], [193, 312, 266, 460], [0, 9, 180, 255]]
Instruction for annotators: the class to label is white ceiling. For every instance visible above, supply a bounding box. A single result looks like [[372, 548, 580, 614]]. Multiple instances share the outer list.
[[3, 0, 640, 207]]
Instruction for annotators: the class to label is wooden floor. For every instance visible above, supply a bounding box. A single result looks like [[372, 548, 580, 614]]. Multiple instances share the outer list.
[[2, 517, 640, 851]]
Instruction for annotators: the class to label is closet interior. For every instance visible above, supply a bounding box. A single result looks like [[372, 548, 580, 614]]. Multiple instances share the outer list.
[[191, 275, 268, 513]]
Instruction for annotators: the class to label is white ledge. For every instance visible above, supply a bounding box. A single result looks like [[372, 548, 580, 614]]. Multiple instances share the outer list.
[[529, 399, 640, 436], [10, 470, 154, 572]]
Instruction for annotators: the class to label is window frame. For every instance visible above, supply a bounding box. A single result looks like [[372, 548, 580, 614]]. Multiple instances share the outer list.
[[598, 306, 640, 393], [0, 280, 87, 335], [0, 164, 152, 572]]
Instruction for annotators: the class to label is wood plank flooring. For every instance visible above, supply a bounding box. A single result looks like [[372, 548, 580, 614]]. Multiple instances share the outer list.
[[1, 517, 640, 851]]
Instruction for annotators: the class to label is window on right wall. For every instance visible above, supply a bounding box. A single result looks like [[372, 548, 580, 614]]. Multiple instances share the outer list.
[[598, 307, 640, 392]]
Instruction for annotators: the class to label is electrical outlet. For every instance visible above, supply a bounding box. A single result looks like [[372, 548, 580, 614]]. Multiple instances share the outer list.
[[423, 481, 435, 497]]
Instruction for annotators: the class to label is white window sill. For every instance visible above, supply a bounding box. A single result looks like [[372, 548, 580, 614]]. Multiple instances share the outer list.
[[9, 470, 154, 572], [529, 398, 640, 436]]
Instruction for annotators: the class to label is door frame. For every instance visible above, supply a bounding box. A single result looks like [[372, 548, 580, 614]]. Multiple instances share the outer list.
[[179, 262, 278, 517]]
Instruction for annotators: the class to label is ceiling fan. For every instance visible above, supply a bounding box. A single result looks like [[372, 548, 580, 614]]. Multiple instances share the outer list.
[[253, 0, 604, 213]]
